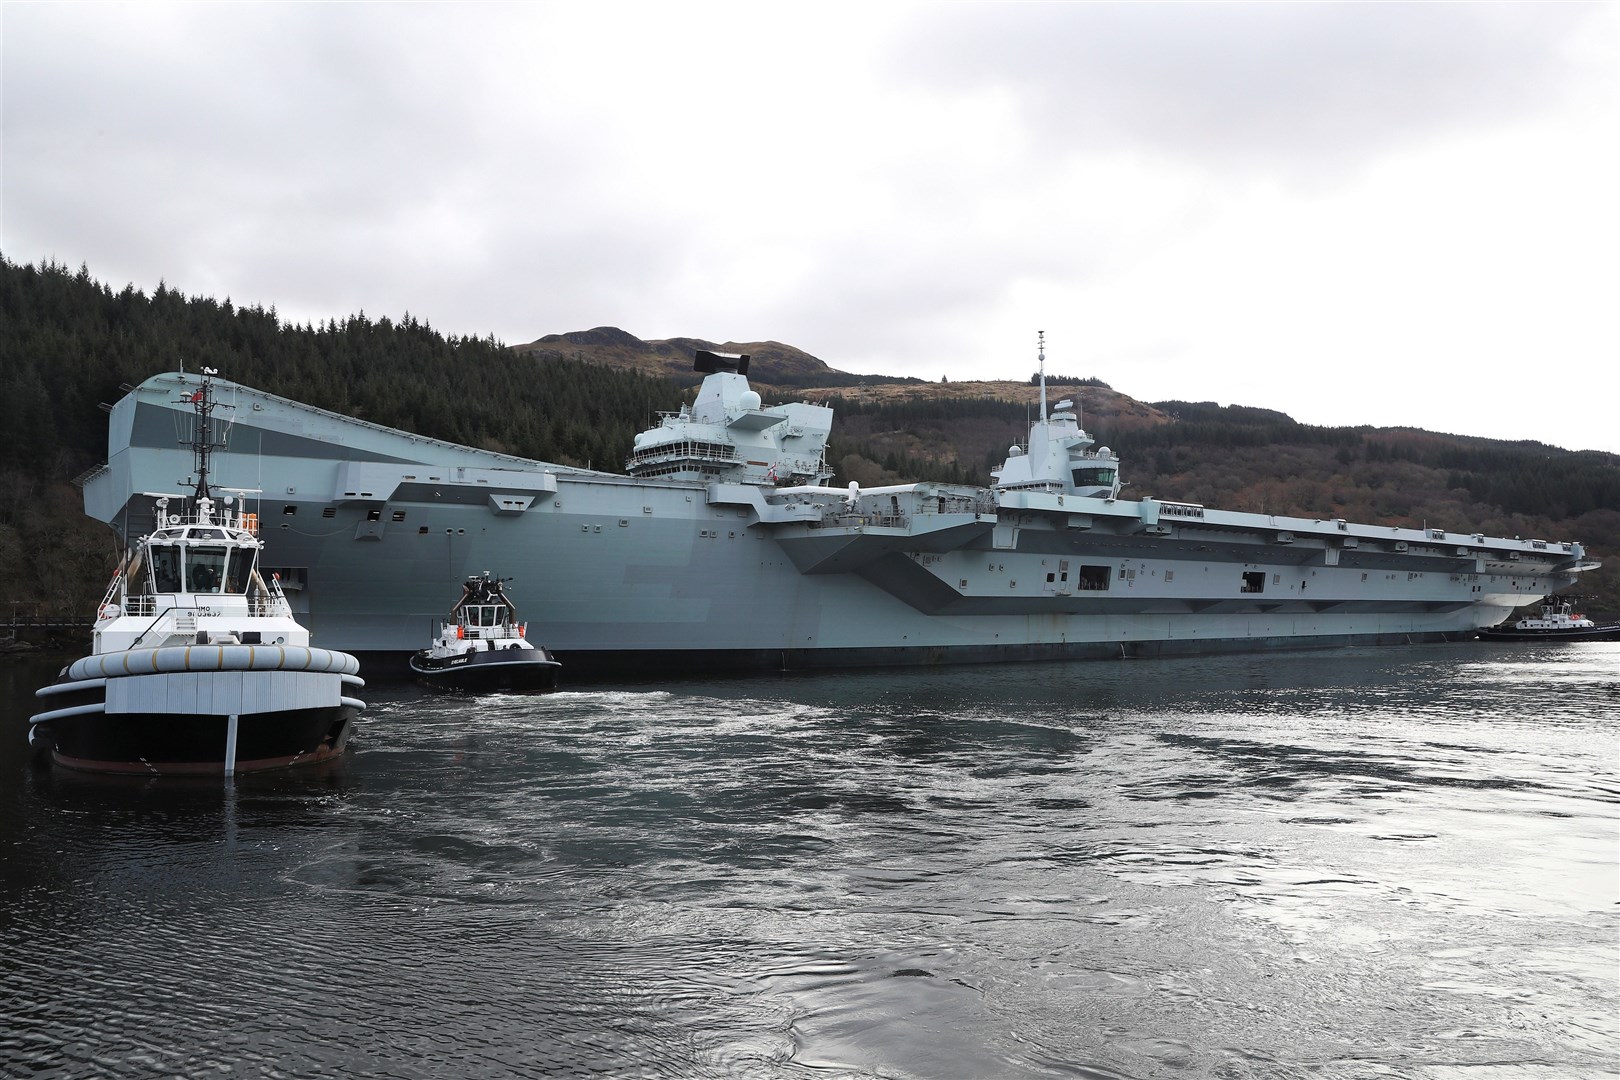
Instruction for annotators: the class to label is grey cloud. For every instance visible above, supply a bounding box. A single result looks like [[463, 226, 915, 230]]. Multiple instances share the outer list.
[[2, 4, 640, 337], [891, 2, 1602, 178]]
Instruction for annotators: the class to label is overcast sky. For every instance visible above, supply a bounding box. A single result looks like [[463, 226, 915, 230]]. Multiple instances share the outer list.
[[4, 2, 1617, 452]]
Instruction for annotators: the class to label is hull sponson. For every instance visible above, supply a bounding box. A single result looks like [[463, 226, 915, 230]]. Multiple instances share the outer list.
[[83, 373, 1592, 675]]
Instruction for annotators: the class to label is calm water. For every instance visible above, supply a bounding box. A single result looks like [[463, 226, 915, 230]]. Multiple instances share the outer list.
[[2, 643, 1616, 1079]]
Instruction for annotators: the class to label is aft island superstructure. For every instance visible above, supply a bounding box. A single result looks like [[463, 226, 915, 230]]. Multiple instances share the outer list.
[[80, 346, 1596, 673]]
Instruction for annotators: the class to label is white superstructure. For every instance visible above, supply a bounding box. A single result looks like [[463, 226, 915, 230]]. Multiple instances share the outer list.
[[34, 371, 365, 774]]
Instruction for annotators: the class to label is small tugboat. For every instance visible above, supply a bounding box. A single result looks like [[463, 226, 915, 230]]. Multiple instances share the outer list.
[[409, 573, 562, 692], [1476, 598, 1620, 642], [28, 369, 366, 775]]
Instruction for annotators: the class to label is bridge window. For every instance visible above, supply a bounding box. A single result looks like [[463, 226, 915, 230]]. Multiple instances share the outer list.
[[225, 551, 252, 593], [150, 546, 183, 593], [1072, 467, 1116, 487], [186, 546, 229, 593], [1242, 571, 1265, 593], [1078, 565, 1111, 591]]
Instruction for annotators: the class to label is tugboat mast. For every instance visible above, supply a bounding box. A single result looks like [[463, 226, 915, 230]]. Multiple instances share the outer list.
[[182, 368, 222, 500]]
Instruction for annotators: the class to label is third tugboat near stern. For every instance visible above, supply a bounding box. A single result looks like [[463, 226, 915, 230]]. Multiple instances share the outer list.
[[1476, 598, 1620, 642]]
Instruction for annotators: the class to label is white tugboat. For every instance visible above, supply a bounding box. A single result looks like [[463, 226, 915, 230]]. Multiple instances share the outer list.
[[1476, 598, 1620, 642], [29, 369, 366, 776], [409, 573, 562, 692]]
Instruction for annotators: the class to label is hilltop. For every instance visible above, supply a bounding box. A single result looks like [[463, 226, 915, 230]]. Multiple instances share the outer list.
[[517, 326, 834, 384], [515, 325, 1170, 423]]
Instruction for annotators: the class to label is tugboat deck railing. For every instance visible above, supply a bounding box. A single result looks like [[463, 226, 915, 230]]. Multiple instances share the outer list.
[[121, 594, 294, 619]]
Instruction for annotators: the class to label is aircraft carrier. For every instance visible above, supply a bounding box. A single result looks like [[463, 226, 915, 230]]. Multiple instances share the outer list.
[[79, 347, 1596, 674]]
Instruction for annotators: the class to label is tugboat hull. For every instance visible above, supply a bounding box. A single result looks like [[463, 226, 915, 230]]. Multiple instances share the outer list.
[[409, 650, 562, 693], [30, 646, 367, 776], [1476, 624, 1620, 642], [36, 705, 358, 775]]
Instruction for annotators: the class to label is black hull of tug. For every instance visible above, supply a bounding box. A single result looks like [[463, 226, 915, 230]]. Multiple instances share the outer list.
[[33, 705, 359, 776], [409, 651, 562, 693], [1476, 624, 1620, 642]]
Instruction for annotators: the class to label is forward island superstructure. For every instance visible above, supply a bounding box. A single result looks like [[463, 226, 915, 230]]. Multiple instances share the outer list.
[[80, 344, 1596, 673]]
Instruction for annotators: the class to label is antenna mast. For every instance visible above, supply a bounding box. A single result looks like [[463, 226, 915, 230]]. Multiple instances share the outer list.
[[1037, 330, 1048, 423], [181, 368, 223, 499]]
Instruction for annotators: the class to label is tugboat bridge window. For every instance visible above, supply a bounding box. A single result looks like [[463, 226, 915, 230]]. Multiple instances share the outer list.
[[226, 552, 251, 592], [151, 546, 183, 593], [185, 546, 231, 593]]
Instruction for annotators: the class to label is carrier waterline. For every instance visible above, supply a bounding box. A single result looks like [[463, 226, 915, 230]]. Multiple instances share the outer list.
[[79, 344, 1595, 674]]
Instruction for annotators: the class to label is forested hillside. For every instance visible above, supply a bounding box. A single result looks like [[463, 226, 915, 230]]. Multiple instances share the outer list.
[[2, 254, 1615, 620], [0, 256, 681, 613]]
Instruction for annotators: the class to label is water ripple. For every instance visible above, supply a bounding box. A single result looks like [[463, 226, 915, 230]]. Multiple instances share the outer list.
[[2, 645, 1616, 1078]]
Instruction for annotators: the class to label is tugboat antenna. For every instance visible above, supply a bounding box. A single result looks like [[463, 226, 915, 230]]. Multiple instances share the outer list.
[[180, 370, 220, 500]]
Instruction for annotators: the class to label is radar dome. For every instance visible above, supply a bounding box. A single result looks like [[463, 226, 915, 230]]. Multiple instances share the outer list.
[[1008, 445, 1023, 457], [739, 389, 761, 411], [1097, 446, 1112, 457]]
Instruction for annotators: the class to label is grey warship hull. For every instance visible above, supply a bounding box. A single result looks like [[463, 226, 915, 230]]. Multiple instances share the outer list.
[[81, 371, 1593, 676]]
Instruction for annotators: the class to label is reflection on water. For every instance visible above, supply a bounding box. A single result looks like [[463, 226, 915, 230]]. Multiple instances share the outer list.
[[2, 643, 1617, 1079]]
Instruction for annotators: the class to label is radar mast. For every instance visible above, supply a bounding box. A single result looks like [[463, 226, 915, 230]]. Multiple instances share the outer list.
[[179, 367, 225, 500], [1037, 330, 1047, 424]]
